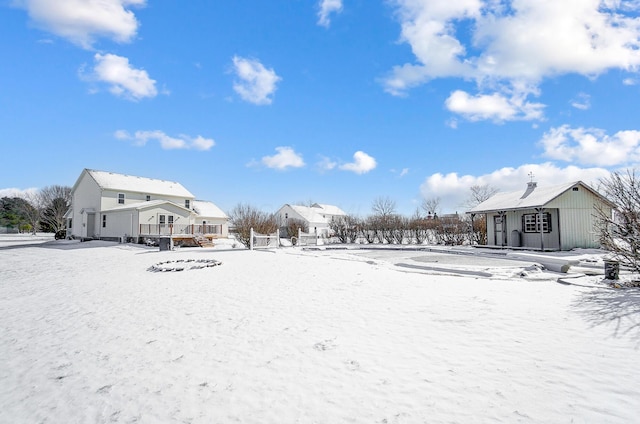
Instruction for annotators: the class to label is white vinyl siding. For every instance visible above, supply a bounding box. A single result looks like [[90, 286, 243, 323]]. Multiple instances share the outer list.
[[548, 189, 607, 249]]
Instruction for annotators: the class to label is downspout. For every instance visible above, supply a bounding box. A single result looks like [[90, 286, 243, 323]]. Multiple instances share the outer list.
[[537, 207, 544, 251], [557, 210, 562, 251], [499, 211, 507, 247]]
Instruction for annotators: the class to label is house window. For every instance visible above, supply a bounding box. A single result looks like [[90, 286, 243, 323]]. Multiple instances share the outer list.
[[118, 193, 125, 204], [159, 215, 166, 226], [572, 187, 579, 191], [185, 199, 190, 209], [523, 213, 551, 233], [68, 219, 72, 229], [146, 195, 151, 201], [168, 215, 174, 226], [102, 215, 107, 228]]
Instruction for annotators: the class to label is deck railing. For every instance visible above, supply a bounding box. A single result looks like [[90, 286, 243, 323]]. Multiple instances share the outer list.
[[139, 224, 222, 236]]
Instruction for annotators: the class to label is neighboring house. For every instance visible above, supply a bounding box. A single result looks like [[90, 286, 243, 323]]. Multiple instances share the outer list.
[[310, 203, 347, 221], [67, 169, 228, 242], [467, 181, 614, 251], [276, 203, 347, 236]]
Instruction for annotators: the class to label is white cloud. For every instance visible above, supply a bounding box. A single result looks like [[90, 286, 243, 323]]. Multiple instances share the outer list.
[[0, 187, 38, 199], [317, 155, 338, 172], [261, 147, 305, 170], [385, 0, 640, 120], [339, 151, 377, 174], [420, 162, 611, 212], [445, 90, 544, 122], [570, 93, 591, 110], [116, 130, 215, 151], [317, 0, 343, 27], [540, 125, 640, 166], [88, 53, 157, 100], [15, 0, 145, 49], [191, 135, 216, 151], [232, 56, 281, 105]]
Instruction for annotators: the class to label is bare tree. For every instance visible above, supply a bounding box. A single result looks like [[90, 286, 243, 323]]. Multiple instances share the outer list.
[[433, 214, 467, 246], [595, 170, 640, 272], [294, 199, 316, 207], [468, 214, 488, 245], [421, 197, 441, 217], [409, 208, 431, 244], [389, 214, 408, 244], [371, 196, 396, 217], [464, 184, 497, 245], [369, 197, 398, 244], [360, 216, 377, 244], [39, 185, 71, 233], [282, 218, 308, 239], [329, 215, 359, 244], [20, 192, 44, 234], [228, 203, 277, 248], [465, 184, 499, 208]]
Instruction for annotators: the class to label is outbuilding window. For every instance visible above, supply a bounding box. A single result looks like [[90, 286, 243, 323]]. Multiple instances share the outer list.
[[522, 213, 551, 233], [102, 215, 107, 228]]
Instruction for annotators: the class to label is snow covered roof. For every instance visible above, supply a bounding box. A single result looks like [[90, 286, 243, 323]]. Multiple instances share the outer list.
[[467, 181, 607, 214], [192, 200, 228, 219], [82, 169, 195, 198], [289, 205, 329, 223], [102, 199, 192, 213], [311, 203, 347, 216]]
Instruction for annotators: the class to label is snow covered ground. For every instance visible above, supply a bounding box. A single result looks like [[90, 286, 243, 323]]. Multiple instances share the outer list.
[[1, 235, 639, 423]]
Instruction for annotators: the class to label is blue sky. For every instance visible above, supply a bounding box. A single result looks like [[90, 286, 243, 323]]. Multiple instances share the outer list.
[[1, 0, 640, 216]]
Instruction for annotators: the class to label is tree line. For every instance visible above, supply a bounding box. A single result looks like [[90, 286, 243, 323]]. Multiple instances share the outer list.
[[0, 186, 71, 234]]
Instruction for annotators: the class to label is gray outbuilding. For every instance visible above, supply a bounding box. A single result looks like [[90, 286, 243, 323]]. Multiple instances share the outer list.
[[467, 180, 615, 251]]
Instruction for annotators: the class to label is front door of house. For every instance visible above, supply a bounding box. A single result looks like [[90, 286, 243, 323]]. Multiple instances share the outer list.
[[86, 212, 95, 238], [494, 215, 507, 246]]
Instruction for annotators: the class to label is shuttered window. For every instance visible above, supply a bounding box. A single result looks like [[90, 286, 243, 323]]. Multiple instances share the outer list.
[[522, 213, 551, 233]]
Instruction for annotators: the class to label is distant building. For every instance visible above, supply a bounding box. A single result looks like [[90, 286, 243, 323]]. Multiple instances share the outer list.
[[66, 169, 228, 242], [467, 181, 614, 251], [276, 203, 346, 236]]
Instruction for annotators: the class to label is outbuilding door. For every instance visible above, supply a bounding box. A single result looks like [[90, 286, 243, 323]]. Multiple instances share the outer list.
[[494, 215, 507, 246]]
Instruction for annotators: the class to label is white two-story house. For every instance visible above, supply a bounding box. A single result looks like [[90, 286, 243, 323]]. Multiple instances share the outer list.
[[66, 169, 228, 242], [275, 203, 347, 236]]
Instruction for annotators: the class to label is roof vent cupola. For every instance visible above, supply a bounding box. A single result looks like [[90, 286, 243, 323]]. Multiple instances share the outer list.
[[521, 172, 537, 199]]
